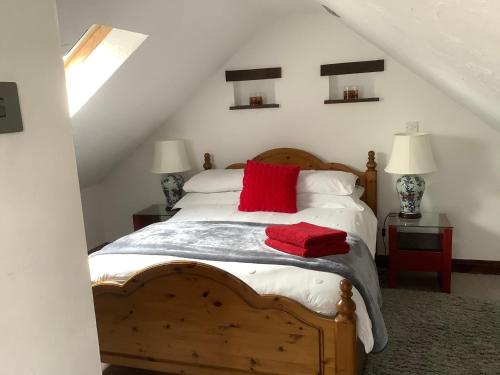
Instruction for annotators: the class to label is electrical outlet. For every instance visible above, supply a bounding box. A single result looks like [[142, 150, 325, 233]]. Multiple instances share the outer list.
[[406, 121, 419, 133]]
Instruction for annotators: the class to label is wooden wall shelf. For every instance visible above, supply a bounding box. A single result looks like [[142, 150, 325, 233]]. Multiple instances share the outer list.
[[229, 104, 280, 110], [321, 60, 384, 76], [322, 59, 384, 104], [227, 67, 281, 110], [324, 98, 380, 104], [226, 67, 281, 82]]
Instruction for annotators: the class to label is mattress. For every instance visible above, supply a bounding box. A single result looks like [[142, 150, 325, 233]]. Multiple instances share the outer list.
[[89, 202, 379, 352]]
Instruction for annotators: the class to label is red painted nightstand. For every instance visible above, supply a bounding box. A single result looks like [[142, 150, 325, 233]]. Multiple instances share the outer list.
[[388, 213, 453, 293], [133, 205, 179, 231]]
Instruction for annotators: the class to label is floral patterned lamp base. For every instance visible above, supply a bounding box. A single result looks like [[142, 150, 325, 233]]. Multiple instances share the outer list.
[[161, 174, 184, 210], [396, 175, 425, 219]]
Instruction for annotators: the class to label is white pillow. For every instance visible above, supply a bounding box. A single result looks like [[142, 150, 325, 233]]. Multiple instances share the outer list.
[[175, 192, 365, 211], [183, 169, 243, 193], [174, 192, 240, 209], [297, 170, 358, 195], [353, 186, 365, 199], [297, 193, 365, 211]]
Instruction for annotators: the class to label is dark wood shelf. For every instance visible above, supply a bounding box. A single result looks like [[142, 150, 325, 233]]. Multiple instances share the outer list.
[[226, 67, 281, 82], [324, 98, 380, 104], [229, 104, 280, 110], [321, 60, 384, 76]]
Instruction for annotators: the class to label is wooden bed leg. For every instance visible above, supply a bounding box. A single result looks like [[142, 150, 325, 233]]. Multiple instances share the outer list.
[[334, 279, 357, 375]]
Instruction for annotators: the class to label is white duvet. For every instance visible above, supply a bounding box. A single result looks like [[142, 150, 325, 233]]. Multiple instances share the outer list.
[[89, 202, 378, 352]]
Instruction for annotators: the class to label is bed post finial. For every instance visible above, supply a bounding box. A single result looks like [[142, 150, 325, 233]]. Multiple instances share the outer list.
[[203, 153, 213, 170], [335, 279, 356, 323], [365, 151, 377, 215], [367, 150, 377, 171]]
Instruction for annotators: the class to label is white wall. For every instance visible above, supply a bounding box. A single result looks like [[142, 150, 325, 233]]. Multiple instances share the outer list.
[[91, 14, 500, 261], [0, 1, 101, 374], [81, 185, 105, 250], [56, 0, 321, 187], [321, 0, 500, 132]]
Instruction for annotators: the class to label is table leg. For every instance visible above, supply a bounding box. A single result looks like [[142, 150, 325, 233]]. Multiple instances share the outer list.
[[441, 228, 453, 293], [388, 226, 399, 288]]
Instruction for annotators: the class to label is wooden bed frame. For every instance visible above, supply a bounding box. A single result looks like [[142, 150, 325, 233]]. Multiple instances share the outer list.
[[93, 148, 378, 375]]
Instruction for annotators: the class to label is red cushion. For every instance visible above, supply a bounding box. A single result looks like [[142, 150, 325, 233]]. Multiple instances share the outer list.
[[239, 160, 300, 213]]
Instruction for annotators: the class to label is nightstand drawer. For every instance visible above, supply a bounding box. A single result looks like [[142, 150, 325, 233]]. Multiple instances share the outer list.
[[397, 232, 442, 251]]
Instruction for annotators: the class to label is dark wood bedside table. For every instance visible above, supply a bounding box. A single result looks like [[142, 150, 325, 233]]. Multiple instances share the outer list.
[[388, 213, 453, 293], [132, 205, 179, 231]]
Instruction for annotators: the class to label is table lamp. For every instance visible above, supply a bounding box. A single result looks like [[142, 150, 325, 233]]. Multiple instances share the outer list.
[[152, 140, 192, 210], [385, 132, 437, 218]]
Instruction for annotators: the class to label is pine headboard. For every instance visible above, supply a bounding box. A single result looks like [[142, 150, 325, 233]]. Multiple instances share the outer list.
[[203, 148, 377, 215]]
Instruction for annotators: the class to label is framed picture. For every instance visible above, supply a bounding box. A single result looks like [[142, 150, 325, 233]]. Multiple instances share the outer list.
[[0, 82, 23, 134]]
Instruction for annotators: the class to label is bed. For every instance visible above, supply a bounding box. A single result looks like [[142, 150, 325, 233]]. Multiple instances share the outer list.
[[91, 148, 383, 375]]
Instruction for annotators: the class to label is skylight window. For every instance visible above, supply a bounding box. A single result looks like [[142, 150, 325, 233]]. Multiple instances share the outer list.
[[64, 25, 148, 117]]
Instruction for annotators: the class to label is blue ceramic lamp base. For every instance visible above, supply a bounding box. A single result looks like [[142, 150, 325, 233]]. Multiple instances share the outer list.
[[161, 173, 184, 210], [396, 174, 425, 219]]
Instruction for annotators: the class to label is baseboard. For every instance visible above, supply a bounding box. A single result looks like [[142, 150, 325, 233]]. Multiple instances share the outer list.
[[88, 242, 110, 255], [452, 259, 500, 275], [376, 255, 500, 275]]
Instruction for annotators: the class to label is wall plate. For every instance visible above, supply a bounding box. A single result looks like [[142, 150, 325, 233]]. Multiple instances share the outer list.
[[406, 121, 419, 133], [0, 82, 23, 134]]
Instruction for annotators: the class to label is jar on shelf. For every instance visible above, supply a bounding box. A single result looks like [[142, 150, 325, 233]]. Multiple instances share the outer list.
[[349, 86, 359, 100], [343, 86, 350, 100], [249, 95, 263, 106]]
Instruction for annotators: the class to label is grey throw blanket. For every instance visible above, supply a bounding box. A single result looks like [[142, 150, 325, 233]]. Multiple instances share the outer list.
[[92, 220, 387, 352]]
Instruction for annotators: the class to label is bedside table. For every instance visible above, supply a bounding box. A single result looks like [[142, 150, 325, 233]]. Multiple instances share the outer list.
[[388, 213, 453, 293], [132, 205, 179, 231]]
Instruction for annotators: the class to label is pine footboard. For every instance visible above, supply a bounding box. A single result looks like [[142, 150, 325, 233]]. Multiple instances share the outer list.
[[93, 261, 358, 375]]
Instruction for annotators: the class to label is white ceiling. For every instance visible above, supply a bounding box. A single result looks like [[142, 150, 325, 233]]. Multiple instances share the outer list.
[[320, 0, 500, 131], [56, 0, 321, 187], [57, 0, 500, 187]]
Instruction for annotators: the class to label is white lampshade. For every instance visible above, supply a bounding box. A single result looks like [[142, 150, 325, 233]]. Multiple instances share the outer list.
[[152, 140, 192, 174], [385, 133, 437, 175]]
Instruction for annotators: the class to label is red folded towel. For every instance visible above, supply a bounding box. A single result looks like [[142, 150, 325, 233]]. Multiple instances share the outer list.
[[265, 222, 347, 250], [265, 238, 350, 258]]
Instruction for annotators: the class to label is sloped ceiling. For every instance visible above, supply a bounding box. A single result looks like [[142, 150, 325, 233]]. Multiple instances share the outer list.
[[58, 0, 500, 187], [56, 0, 321, 187], [321, 0, 500, 131]]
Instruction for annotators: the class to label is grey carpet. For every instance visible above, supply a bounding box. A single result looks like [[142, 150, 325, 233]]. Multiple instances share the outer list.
[[364, 289, 500, 375]]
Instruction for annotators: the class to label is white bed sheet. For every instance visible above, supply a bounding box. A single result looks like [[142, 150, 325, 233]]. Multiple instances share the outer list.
[[90, 203, 378, 352]]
